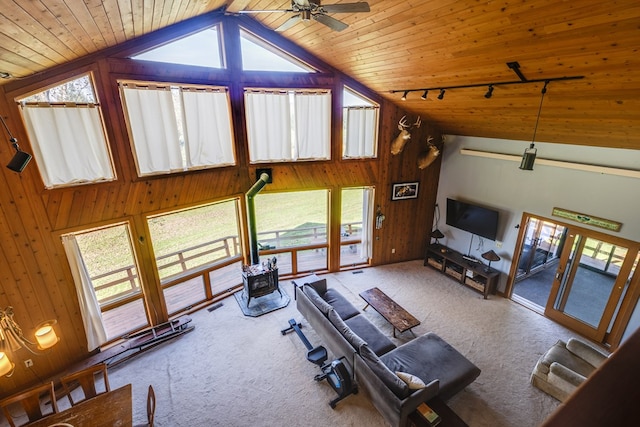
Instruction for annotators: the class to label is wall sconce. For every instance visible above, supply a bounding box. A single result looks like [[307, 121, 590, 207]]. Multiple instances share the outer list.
[[0, 307, 60, 377], [1, 115, 32, 173], [375, 206, 385, 229], [520, 81, 548, 171]]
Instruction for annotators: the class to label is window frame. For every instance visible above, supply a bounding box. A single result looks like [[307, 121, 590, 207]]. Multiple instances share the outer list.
[[244, 87, 332, 163], [342, 86, 380, 159], [16, 72, 117, 188], [118, 80, 237, 177]]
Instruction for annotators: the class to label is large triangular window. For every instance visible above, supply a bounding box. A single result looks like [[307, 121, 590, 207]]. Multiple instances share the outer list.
[[131, 26, 224, 68], [240, 29, 314, 72]]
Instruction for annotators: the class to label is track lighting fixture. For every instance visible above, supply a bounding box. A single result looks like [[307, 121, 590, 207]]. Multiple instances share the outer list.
[[421, 90, 428, 100], [484, 85, 494, 99], [389, 61, 583, 100], [1, 115, 32, 173], [519, 81, 548, 171]]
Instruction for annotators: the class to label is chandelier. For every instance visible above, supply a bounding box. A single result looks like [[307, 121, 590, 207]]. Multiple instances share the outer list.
[[0, 307, 59, 377]]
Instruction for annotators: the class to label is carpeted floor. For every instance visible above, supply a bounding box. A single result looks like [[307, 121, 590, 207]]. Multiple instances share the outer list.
[[12, 261, 579, 427]]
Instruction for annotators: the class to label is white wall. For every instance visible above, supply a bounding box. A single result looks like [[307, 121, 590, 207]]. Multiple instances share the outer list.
[[435, 135, 640, 290]]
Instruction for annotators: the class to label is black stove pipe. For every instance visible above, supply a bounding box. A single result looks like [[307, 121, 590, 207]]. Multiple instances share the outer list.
[[246, 172, 270, 265]]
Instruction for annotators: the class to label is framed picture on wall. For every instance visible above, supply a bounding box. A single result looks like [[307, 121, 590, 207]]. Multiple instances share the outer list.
[[391, 182, 419, 200]]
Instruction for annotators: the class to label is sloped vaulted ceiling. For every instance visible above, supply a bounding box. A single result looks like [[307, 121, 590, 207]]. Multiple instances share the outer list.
[[1, 1, 639, 149]]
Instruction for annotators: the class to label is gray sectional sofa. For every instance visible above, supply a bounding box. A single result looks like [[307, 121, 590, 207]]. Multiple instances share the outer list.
[[294, 274, 480, 427]]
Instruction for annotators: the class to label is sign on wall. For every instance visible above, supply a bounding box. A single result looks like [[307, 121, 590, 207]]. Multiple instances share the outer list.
[[552, 207, 622, 232]]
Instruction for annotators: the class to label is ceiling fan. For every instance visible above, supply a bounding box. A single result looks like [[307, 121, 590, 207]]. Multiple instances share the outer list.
[[236, 0, 371, 32]]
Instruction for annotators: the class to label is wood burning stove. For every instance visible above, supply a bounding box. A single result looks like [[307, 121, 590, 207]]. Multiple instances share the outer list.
[[242, 259, 280, 307], [242, 172, 281, 306]]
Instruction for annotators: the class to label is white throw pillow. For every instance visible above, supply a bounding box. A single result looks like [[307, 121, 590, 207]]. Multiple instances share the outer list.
[[396, 371, 426, 389]]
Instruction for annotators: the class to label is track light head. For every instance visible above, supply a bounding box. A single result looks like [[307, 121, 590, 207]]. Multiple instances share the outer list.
[[401, 91, 408, 101], [484, 85, 494, 99], [437, 89, 445, 100], [420, 90, 428, 100]]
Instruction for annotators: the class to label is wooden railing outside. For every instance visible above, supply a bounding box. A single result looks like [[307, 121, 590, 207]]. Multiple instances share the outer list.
[[92, 223, 363, 305]]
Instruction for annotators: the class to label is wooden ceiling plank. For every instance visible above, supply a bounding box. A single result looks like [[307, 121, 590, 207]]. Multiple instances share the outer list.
[[0, 43, 55, 73], [115, 0, 135, 42], [45, 0, 103, 52], [0, 4, 77, 63], [100, 0, 129, 45], [84, 0, 120, 47]]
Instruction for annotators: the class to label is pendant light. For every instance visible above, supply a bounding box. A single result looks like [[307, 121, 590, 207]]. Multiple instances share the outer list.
[[520, 81, 549, 171]]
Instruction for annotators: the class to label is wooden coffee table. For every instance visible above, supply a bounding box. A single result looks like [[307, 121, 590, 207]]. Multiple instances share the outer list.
[[359, 287, 420, 337]]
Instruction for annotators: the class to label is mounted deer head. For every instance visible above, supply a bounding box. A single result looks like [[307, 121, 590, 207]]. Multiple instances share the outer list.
[[390, 115, 421, 155], [417, 136, 441, 169]]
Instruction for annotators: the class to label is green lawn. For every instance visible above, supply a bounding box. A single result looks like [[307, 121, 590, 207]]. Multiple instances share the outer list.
[[74, 187, 368, 298]]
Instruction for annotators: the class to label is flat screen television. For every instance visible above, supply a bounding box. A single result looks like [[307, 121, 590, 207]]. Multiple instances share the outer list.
[[446, 198, 499, 241]]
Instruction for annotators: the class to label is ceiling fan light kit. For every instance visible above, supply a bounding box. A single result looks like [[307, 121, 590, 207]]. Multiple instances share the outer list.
[[236, 1, 371, 32]]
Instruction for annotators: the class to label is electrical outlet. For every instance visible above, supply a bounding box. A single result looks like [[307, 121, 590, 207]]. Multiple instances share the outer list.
[[24, 359, 33, 368], [496, 241, 503, 248], [392, 248, 396, 253]]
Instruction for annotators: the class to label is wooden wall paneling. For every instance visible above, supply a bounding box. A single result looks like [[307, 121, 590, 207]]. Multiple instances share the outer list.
[[0, 97, 86, 391]]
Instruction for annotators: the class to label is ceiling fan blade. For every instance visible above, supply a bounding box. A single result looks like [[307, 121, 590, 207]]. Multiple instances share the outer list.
[[320, 2, 370, 13], [236, 9, 293, 13], [276, 15, 303, 32], [313, 13, 348, 31]]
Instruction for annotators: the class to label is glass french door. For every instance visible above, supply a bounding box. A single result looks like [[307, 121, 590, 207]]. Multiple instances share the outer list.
[[516, 217, 565, 280], [545, 233, 637, 342]]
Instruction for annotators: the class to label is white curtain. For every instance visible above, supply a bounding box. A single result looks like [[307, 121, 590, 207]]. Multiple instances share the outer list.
[[343, 106, 377, 158], [294, 91, 331, 159], [361, 187, 374, 260], [21, 105, 114, 188], [62, 234, 107, 351], [245, 91, 291, 161], [121, 85, 182, 174], [180, 89, 235, 168]]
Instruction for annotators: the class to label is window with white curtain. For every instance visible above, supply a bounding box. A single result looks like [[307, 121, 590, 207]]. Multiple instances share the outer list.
[[343, 87, 379, 159], [245, 89, 331, 162], [119, 82, 235, 176], [18, 74, 115, 188]]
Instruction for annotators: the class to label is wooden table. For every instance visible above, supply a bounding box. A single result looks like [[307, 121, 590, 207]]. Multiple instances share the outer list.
[[27, 384, 132, 427], [359, 287, 420, 337]]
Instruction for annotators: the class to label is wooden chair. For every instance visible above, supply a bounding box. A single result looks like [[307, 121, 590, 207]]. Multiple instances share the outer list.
[[60, 363, 110, 406], [147, 385, 156, 427], [0, 381, 59, 427], [135, 385, 156, 427]]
